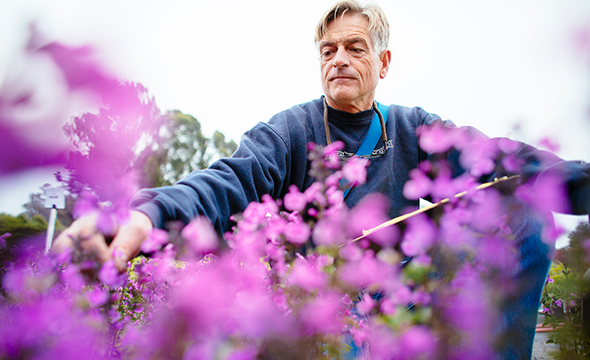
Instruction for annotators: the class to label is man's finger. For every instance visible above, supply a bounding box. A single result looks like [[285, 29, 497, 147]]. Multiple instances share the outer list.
[[108, 210, 153, 272]]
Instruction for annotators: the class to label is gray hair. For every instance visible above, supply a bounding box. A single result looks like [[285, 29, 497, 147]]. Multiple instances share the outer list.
[[315, 0, 390, 54]]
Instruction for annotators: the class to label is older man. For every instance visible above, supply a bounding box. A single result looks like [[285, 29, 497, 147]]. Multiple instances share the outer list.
[[56, 1, 590, 359]]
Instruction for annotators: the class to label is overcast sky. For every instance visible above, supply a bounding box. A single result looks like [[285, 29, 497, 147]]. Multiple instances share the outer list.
[[1, 0, 589, 245]]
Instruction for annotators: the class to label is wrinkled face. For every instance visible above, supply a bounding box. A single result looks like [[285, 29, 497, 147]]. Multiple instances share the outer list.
[[319, 14, 389, 113]]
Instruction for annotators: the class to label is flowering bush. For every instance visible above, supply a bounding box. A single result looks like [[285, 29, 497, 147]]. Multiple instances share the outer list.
[[541, 223, 590, 360], [1, 133, 575, 359]]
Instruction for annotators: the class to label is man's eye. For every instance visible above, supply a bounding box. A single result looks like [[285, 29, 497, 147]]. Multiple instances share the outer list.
[[350, 48, 365, 54], [322, 50, 333, 58]]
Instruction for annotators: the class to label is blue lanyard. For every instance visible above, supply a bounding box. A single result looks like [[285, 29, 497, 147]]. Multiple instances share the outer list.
[[342, 102, 389, 199]]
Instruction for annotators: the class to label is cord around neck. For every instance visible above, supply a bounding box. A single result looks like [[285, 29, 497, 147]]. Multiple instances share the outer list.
[[322, 96, 388, 146]]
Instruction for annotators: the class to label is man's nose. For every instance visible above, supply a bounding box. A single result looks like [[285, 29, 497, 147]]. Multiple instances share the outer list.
[[332, 47, 350, 68]]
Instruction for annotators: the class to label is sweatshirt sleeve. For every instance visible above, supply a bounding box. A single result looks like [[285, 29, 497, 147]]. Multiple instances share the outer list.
[[129, 121, 292, 235], [418, 110, 590, 215]]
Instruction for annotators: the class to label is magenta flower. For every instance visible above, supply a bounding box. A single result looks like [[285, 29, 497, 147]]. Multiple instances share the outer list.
[[356, 294, 375, 314], [300, 292, 344, 334], [399, 326, 437, 360], [400, 214, 436, 256], [0, 232, 10, 248], [516, 173, 569, 221], [403, 168, 432, 200], [60, 264, 84, 292], [181, 216, 219, 255], [347, 193, 399, 247], [284, 185, 307, 212], [289, 255, 327, 292], [284, 219, 311, 245], [538, 137, 560, 152], [323, 141, 345, 169], [417, 121, 457, 154], [140, 228, 169, 254], [312, 209, 349, 246], [459, 138, 499, 177], [98, 260, 127, 288], [342, 157, 369, 186], [86, 287, 109, 307]]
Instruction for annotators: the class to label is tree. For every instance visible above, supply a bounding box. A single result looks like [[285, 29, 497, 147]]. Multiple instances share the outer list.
[[60, 82, 161, 202], [138, 110, 238, 188]]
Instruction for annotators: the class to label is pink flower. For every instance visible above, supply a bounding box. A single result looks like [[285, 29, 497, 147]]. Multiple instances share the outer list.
[[459, 138, 499, 177], [498, 138, 521, 154], [324, 141, 345, 169], [0, 232, 10, 248], [312, 209, 349, 246], [87, 287, 109, 307], [417, 121, 456, 154], [516, 173, 569, 220], [403, 168, 432, 200], [538, 137, 560, 152], [182, 216, 219, 255], [289, 255, 327, 292], [284, 185, 307, 212], [140, 228, 169, 253], [99, 260, 127, 288], [284, 219, 311, 245], [342, 157, 369, 186], [300, 292, 344, 334], [400, 214, 436, 256], [347, 193, 399, 247], [399, 326, 437, 360], [356, 294, 375, 314]]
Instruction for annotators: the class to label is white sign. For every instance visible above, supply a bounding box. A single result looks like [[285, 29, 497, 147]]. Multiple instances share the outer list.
[[43, 187, 65, 209]]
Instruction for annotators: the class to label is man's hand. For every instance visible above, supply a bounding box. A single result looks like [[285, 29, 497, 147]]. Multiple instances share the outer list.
[[53, 210, 154, 272]]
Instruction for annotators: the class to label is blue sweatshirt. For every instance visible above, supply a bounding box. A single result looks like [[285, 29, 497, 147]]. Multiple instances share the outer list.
[[129, 97, 590, 234]]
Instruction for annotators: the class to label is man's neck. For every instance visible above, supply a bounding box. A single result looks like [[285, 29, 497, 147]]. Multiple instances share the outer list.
[[325, 96, 374, 113]]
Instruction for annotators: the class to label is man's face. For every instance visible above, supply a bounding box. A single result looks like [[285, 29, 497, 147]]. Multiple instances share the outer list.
[[319, 14, 390, 113]]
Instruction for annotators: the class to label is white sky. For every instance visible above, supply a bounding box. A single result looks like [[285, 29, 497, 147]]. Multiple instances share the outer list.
[[1, 0, 589, 246]]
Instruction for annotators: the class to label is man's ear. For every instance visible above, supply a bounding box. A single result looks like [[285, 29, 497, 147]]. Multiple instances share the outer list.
[[379, 49, 392, 79]]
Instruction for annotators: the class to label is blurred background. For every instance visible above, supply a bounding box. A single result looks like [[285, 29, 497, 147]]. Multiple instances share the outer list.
[[1, 0, 589, 246]]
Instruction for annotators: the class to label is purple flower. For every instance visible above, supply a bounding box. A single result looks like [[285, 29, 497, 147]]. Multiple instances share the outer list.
[[399, 326, 437, 360], [60, 264, 85, 292], [98, 260, 127, 288], [347, 193, 399, 247], [417, 121, 457, 154], [0, 232, 10, 248], [323, 141, 345, 169], [476, 235, 517, 270], [182, 216, 219, 255], [400, 214, 436, 256], [300, 292, 344, 334], [140, 228, 169, 254], [459, 138, 499, 177], [87, 287, 109, 307], [312, 209, 349, 246], [356, 294, 375, 314], [289, 255, 327, 292], [538, 137, 560, 152], [342, 157, 369, 186], [284, 185, 307, 212], [284, 219, 311, 245], [403, 168, 432, 200]]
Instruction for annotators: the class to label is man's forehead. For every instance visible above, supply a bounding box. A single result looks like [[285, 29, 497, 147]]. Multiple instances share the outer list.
[[320, 15, 372, 46]]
